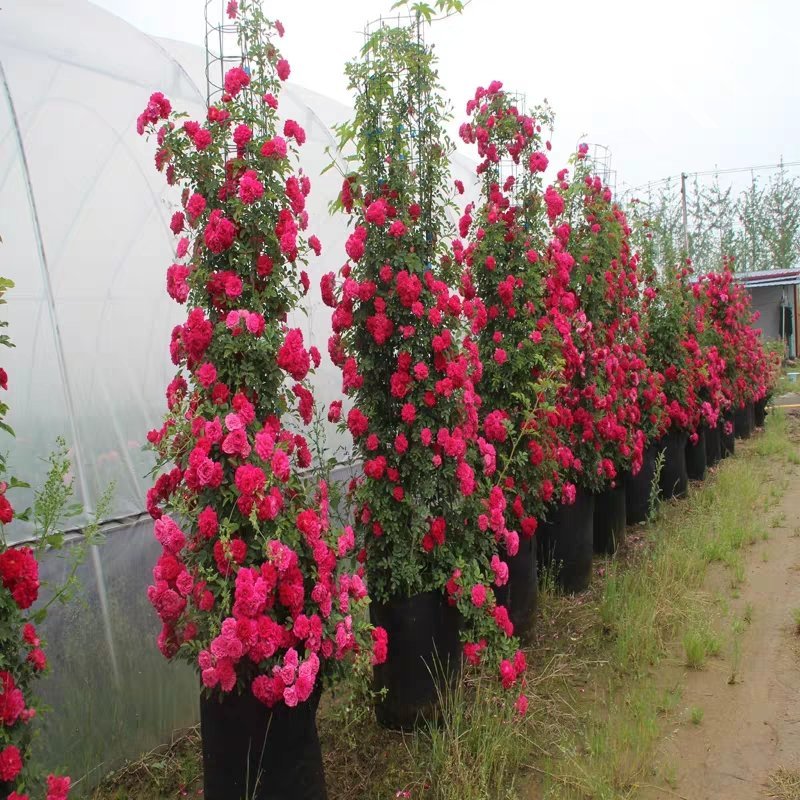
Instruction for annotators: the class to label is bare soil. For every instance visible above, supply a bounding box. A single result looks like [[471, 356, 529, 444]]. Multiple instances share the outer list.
[[641, 428, 800, 799]]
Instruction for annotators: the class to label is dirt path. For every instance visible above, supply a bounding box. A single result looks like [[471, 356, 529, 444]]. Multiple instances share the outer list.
[[641, 441, 800, 799]]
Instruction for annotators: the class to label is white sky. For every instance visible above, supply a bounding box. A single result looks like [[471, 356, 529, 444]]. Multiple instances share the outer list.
[[91, 0, 799, 194]]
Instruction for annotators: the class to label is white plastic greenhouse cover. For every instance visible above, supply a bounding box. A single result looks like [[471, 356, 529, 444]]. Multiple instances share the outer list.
[[0, 0, 480, 544]]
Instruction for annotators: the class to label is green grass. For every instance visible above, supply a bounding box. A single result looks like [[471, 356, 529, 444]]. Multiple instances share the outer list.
[[792, 608, 800, 635], [690, 706, 704, 725], [683, 628, 720, 669], [87, 412, 799, 800]]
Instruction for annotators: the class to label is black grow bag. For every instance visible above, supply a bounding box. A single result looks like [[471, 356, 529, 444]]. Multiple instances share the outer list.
[[755, 396, 768, 428], [370, 590, 462, 731], [685, 427, 707, 481], [493, 535, 538, 643], [625, 443, 657, 524], [537, 486, 594, 593], [656, 429, 688, 499], [200, 683, 327, 800], [734, 403, 753, 439], [720, 412, 735, 458], [705, 421, 721, 467], [593, 480, 626, 555]]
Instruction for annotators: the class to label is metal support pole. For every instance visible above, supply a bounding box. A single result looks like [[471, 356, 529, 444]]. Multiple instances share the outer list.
[[680, 171, 689, 259]]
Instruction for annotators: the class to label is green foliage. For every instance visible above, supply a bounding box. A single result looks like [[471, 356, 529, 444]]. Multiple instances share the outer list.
[[682, 627, 719, 669], [331, 19, 475, 603], [460, 87, 564, 522], [792, 607, 800, 635], [390, 0, 465, 20], [0, 273, 113, 792], [630, 163, 800, 274], [336, 17, 457, 262], [647, 448, 665, 523]]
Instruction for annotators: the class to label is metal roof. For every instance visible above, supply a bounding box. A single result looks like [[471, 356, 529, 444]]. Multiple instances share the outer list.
[[735, 269, 800, 287]]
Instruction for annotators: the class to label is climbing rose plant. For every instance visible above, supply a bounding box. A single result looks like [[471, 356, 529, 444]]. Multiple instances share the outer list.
[[455, 82, 568, 534], [639, 265, 703, 435], [545, 149, 665, 492], [0, 278, 76, 800], [325, 20, 527, 699], [139, 1, 384, 710], [693, 261, 769, 417], [629, 207, 725, 436]]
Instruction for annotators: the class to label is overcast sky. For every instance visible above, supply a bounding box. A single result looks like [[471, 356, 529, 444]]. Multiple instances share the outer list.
[[90, 0, 799, 195]]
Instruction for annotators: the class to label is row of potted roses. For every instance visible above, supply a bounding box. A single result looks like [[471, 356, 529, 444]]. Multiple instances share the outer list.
[[137, 5, 777, 799]]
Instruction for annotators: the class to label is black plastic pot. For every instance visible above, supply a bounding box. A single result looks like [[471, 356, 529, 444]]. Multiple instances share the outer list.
[[685, 427, 707, 481], [625, 443, 657, 524], [755, 396, 768, 428], [656, 429, 689, 499], [537, 486, 595, 593], [720, 412, 735, 458], [734, 403, 753, 440], [370, 590, 462, 731], [200, 683, 327, 800], [593, 480, 626, 555], [493, 535, 538, 643], [705, 422, 721, 467]]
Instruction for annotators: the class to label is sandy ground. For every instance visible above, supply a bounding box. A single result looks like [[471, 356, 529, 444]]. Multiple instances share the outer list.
[[640, 422, 800, 799]]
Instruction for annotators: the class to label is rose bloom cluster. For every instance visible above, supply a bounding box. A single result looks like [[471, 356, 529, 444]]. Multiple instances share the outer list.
[[139, 3, 384, 710], [454, 81, 569, 535], [326, 179, 527, 695], [693, 261, 771, 415], [543, 151, 665, 493], [639, 264, 705, 436], [326, 36, 529, 706]]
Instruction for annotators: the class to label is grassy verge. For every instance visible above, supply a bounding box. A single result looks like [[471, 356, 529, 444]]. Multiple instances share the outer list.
[[89, 411, 799, 800], [769, 768, 800, 800]]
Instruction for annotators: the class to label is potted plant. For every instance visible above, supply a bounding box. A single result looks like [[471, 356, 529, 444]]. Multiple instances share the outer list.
[[693, 262, 763, 454], [138, 5, 384, 797], [324, 10, 528, 728], [640, 264, 701, 495], [455, 82, 565, 638], [542, 151, 664, 564]]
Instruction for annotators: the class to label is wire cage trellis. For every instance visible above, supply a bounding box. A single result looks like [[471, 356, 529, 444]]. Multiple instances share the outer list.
[[359, 12, 446, 260], [494, 90, 528, 202], [582, 141, 617, 196], [204, 0, 276, 159]]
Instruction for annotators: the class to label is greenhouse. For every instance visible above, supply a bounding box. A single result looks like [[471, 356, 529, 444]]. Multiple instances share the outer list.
[[1, 1, 799, 799]]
